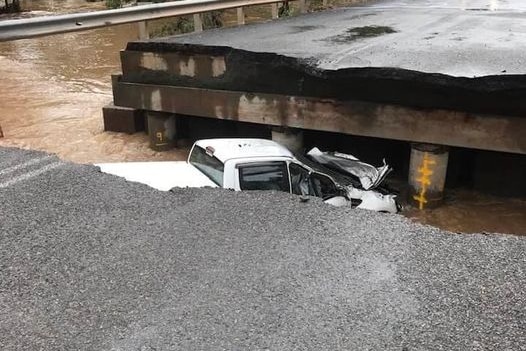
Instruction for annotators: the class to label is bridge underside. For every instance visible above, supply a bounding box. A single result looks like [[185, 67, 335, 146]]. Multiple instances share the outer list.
[[111, 77, 525, 154], [106, 0, 526, 154]]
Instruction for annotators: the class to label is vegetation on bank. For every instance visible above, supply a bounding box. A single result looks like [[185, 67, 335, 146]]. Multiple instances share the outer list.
[[100, 0, 295, 37], [101, 0, 222, 36], [104, 0, 134, 9], [147, 0, 337, 37], [150, 11, 222, 37], [1, 0, 21, 13]]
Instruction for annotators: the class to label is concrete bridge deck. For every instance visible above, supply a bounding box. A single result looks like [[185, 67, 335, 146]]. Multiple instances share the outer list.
[[107, 0, 526, 154], [150, 0, 526, 77]]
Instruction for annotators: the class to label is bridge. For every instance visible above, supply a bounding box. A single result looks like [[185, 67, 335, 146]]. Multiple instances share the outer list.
[[1, 0, 525, 208]]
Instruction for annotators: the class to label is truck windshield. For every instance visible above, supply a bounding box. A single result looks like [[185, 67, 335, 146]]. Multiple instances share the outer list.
[[189, 146, 224, 186]]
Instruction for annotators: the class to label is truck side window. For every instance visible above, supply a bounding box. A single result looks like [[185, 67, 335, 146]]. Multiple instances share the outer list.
[[289, 163, 311, 196], [309, 173, 338, 199], [239, 162, 290, 192], [189, 146, 224, 186]]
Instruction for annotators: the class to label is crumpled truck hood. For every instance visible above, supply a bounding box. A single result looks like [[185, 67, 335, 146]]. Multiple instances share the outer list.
[[306, 147, 392, 190], [96, 161, 218, 191]]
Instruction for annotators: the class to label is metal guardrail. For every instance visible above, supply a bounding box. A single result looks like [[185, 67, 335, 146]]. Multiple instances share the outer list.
[[0, 0, 307, 42]]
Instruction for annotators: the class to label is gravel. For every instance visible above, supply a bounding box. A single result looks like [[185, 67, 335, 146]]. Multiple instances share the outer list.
[[0, 147, 525, 350]]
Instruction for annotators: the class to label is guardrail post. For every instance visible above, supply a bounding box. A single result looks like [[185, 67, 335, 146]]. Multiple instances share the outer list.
[[138, 21, 149, 40], [237, 7, 245, 25], [271, 3, 279, 19], [299, 0, 308, 13], [136, 1, 151, 39], [193, 13, 203, 32]]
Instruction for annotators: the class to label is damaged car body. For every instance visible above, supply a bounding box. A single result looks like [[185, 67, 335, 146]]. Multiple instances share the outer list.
[[294, 148, 398, 213], [98, 138, 399, 213], [306, 147, 392, 191]]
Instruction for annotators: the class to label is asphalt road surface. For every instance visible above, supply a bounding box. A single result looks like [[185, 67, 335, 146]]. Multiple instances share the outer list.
[[1, 146, 525, 350], [162, 0, 526, 76]]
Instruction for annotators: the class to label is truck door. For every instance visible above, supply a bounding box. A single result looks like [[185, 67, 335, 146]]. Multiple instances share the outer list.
[[309, 172, 340, 200], [289, 163, 340, 200], [289, 163, 310, 196]]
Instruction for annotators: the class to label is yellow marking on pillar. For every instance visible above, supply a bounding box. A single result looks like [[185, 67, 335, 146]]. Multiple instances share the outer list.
[[413, 152, 436, 210], [412, 192, 428, 209], [156, 132, 164, 143]]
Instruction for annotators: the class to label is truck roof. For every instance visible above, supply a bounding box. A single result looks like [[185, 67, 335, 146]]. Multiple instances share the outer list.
[[194, 138, 293, 163]]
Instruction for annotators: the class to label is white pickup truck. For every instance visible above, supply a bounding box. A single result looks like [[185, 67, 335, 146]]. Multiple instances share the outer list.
[[98, 138, 398, 213]]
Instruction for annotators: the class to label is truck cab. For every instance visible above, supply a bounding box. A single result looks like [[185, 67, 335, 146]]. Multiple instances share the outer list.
[[189, 139, 339, 197], [188, 139, 392, 211], [97, 138, 398, 213]]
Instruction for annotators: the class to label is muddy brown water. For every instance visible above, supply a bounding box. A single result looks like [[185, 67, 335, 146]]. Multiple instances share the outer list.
[[0, 0, 185, 162], [0, 0, 524, 235]]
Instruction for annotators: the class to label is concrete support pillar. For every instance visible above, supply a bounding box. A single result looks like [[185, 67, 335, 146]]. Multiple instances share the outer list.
[[193, 14, 203, 32], [271, 128, 304, 153], [103, 104, 144, 134], [146, 112, 177, 151], [408, 143, 449, 210]]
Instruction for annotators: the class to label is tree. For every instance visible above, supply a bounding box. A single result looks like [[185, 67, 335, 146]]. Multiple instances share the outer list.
[[2, 0, 21, 13], [104, 0, 137, 9]]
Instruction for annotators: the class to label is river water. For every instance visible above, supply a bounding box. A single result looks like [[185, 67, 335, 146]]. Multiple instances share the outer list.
[[0, 0, 524, 235], [0, 0, 185, 162], [0, 0, 304, 162], [0, 0, 354, 162]]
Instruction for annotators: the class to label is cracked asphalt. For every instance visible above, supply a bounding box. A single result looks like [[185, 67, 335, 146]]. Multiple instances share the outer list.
[[1, 147, 525, 350]]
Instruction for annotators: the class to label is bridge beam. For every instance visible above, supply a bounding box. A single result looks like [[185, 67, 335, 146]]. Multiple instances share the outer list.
[[111, 77, 526, 155]]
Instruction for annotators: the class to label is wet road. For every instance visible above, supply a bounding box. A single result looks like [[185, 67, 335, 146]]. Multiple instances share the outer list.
[[1, 146, 525, 350], [170, 0, 526, 76]]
